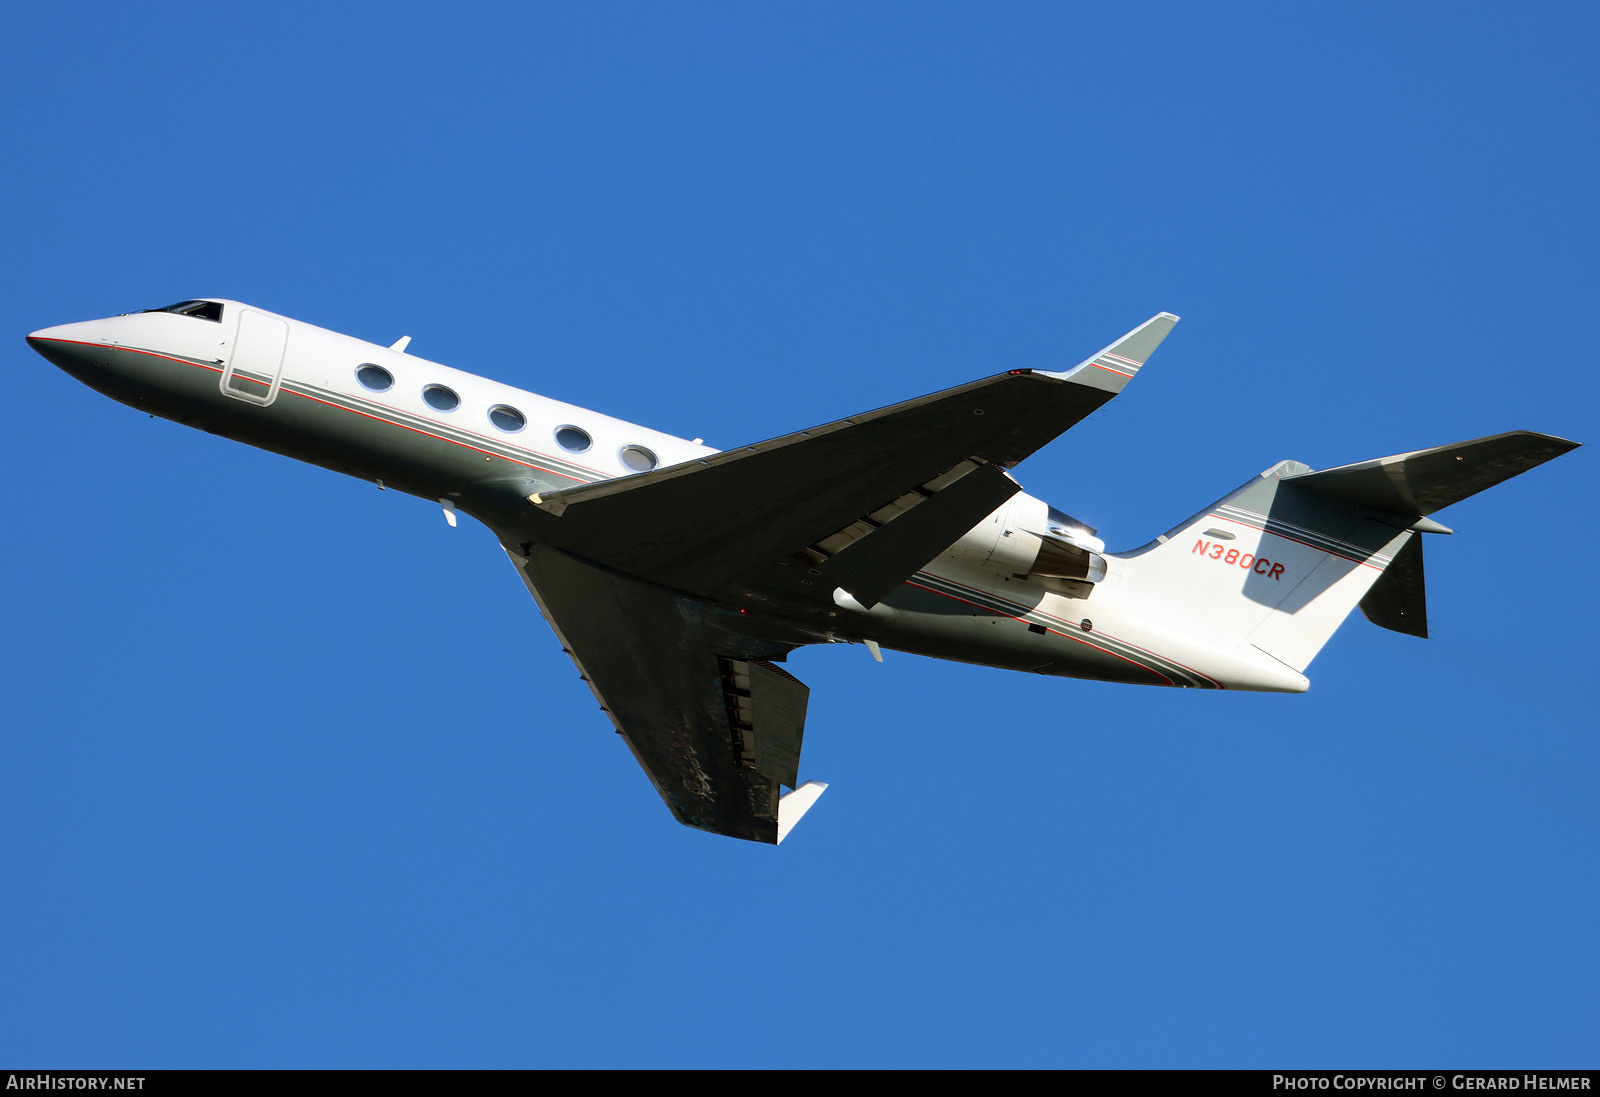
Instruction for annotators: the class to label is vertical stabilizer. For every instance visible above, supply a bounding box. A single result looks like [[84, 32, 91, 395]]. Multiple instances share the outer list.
[[1116, 431, 1576, 674], [1118, 465, 1412, 673]]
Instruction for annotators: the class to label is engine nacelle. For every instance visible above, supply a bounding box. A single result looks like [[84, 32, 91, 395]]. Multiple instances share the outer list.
[[945, 493, 1107, 584]]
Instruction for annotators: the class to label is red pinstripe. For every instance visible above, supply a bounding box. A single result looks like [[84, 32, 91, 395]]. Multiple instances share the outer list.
[[904, 578, 1177, 686], [39, 338, 602, 483], [1208, 512, 1387, 571]]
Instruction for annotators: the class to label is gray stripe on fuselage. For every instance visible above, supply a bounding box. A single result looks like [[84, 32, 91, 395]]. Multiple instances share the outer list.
[[107, 340, 615, 487], [1213, 504, 1395, 566], [78, 342, 616, 515], [275, 376, 608, 486], [908, 570, 1218, 688]]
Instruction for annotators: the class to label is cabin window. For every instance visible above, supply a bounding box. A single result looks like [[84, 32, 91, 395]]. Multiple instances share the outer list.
[[422, 384, 460, 412], [620, 445, 658, 472], [555, 426, 592, 453], [143, 300, 224, 323], [355, 364, 394, 392], [489, 405, 526, 433]]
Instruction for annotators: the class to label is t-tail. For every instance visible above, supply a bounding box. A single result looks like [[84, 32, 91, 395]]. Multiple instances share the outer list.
[[1116, 432, 1578, 680]]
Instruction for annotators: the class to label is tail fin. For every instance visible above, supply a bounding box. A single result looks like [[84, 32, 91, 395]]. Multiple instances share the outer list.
[[1116, 432, 1577, 674]]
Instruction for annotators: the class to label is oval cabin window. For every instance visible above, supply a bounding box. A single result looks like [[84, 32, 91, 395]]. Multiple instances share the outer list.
[[555, 426, 592, 453], [489, 405, 525, 432], [355, 364, 393, 392], [422, 384, 460, 412], [620, 445, 658, 472]]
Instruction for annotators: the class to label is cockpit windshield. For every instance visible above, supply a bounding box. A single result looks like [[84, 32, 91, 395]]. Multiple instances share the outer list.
[[141, 300, 224, 322]]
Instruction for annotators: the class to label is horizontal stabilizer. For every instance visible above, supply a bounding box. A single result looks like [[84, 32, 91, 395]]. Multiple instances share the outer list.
[[1359, 531, 1428, 638], [776, 781, 829, 844], [1284, 431, 1579, 517]]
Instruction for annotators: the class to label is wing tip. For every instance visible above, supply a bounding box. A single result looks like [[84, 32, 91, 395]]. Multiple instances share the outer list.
[[775, 780, 829, 844], [1042, 311, 1182, 392]]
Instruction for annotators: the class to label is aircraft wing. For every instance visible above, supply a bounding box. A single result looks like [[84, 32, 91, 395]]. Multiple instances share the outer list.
[[510, 313, 1179, 611], [494, 314, 1176, 842], [508, 542, 827, 844]]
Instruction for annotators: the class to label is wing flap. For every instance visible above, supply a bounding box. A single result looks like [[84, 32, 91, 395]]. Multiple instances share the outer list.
[[820, 460, 1020, 607], [724, 656, 809, 790]]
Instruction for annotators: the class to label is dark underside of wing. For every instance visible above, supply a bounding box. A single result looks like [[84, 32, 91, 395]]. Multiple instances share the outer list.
[[509, 544, 810, 843]]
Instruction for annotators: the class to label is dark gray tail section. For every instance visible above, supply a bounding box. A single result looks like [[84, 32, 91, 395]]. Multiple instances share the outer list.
[[1119, 431, 1578, 671], [1284, 432, 1578, 641], [1281, 431, 1578, 516], [1357, 532, 1429, 637]]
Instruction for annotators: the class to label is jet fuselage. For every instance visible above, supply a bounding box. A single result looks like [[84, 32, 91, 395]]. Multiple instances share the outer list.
[[27, 299, 1308, 694]]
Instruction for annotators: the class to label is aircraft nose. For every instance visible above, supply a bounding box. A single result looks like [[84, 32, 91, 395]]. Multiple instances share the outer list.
[[28, 321, 88, 346], [26, 322, 103, 374]]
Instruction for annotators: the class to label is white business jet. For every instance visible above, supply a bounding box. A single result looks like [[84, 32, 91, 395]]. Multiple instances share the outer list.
[[26, 301, 1577, 844]]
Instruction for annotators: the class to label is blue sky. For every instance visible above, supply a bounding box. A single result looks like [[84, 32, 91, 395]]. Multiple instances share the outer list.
[[2, 1, 1595, 1068]]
